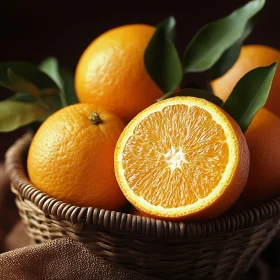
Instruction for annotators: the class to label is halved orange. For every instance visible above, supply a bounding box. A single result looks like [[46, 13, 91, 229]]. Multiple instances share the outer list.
[[114, 97, 250, 220]]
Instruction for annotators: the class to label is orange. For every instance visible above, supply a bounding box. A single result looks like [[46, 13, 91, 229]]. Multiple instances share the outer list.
[[211, 45, 280, 116], [75, 24, 164, 123], [236, 108, 280, 208], [114, 96, 250, 220], [27, 103, 127, 210]]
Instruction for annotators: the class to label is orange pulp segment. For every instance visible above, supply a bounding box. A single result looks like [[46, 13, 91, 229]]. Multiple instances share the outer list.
[[114, 97, 249, 220]]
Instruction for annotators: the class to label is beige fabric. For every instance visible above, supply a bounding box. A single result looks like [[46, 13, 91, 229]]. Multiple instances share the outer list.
[[0, 237, 153, 280], [4, 220, 32, 252], [0, 163, 154, 280]]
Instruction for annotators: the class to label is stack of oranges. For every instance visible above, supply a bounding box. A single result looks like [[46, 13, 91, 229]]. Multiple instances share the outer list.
[[27, 25, 280, 221]]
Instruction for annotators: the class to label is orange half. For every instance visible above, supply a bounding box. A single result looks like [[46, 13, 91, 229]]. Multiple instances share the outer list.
[[114, 97, 249, 220]]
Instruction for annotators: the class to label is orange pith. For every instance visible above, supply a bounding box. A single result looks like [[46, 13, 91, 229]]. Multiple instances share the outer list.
[[114, 97, 249, 220]]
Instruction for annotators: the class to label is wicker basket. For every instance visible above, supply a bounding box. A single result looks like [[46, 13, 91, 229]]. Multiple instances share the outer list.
[[4, 133, 280, 280]]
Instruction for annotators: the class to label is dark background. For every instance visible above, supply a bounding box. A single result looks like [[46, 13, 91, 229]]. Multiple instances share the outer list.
[[0, 0, 279, 160]]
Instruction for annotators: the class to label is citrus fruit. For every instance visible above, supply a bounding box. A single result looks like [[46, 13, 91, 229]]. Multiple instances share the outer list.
[[211, 45, 280, 116], [114, 96, 250, 220], [75, 24, 164, 123], [27, 103, 127, 210], [236, 108, 280, 207]]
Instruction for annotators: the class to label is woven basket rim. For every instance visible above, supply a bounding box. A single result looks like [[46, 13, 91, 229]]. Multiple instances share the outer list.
[[5, 133, 280, 238]]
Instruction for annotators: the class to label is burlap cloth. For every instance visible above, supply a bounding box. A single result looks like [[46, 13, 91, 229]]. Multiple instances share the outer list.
[[0, 237, 155, 280], [0, 163, 154, 280]]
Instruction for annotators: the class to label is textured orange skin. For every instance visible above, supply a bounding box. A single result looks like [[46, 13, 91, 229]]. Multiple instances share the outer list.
[[75, 24, 164, 123], [27, 104, 127, 210], [211, 45, 280, 117], [236, 108, 280, 208], [115, 97, 250, 221]]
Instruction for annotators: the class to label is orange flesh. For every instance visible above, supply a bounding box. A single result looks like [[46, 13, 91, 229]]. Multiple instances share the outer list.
[[122, 105, 229, 208]]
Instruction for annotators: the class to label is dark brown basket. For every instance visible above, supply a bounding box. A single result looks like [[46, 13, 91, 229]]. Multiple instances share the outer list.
[[4, 133, 280, 280]]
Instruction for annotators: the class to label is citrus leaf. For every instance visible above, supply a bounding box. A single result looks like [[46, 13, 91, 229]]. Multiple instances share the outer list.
[[39, 57, 63, 89], [0, 101, 48, 132], [7, 68, 40, 96], [223, 62, 277, 132], [8, 92, 59, 113], [158, 88, 223, 106], [207, 40, 243, 81], [207, 13, 259, 80], [40, 88, 61, 96], [0, 62, 60, 94], [183, 0, 265, 73], [8, 92, 37, 103], [39, 58, 75, 107], [7, 91, 58, 115], [0, 80, 14, 91], [144, 16, 183, 93], [59, 67, 78, 105]]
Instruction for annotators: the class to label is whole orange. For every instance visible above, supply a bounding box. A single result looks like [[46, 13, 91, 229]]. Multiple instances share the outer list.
[[211, 45, 280, 117], [237, 108, 280, 207], [27, 103, 127, 210], [74, 24, 164, 123]]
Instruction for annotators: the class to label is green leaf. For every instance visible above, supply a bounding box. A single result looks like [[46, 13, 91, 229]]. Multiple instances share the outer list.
[[7, 69, 40, 96], [208, 12, 259, 80], [7, 92, 58, 116], [144, 16, 183, 93], [8, 92, 60, 114], [0, 80, 14, 91], [40, 88, 61, 96], [39, 57, 63, 89], [0, 62, 60, 94], [0, 101, 48, 132], [207, 40, 243, 81], [183, 0, 265, 73], [8, 92, 37, 103], [158, 88, 223, 106], [223, 62, 277, 132], [59, 67, 78, 105], [39, 57, 67, 107], [39, 57, 76, 107]]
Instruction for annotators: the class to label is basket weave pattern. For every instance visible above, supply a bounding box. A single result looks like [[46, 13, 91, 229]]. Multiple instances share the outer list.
[[5, 134, 280, 280]]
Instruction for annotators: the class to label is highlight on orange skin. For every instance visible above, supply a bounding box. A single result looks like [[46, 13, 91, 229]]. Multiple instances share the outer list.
[[75, 24, 164, 123]]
